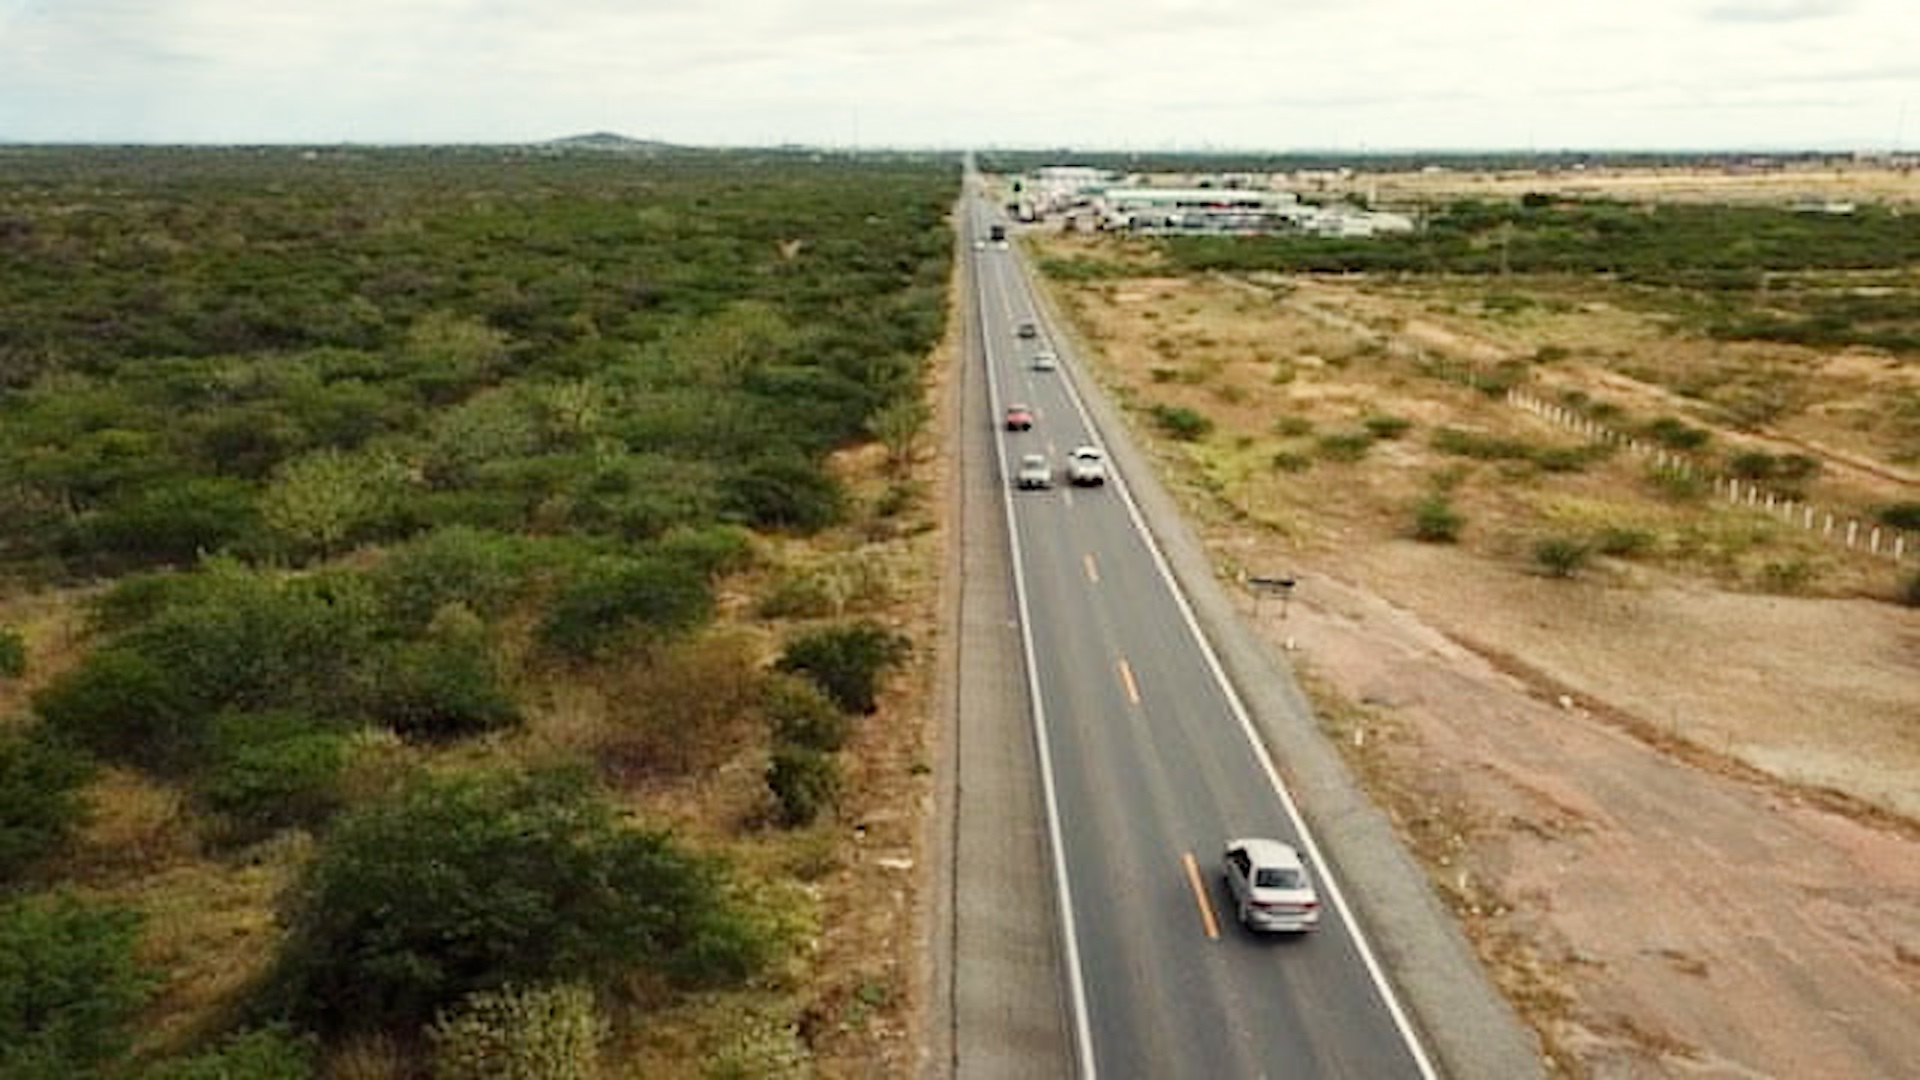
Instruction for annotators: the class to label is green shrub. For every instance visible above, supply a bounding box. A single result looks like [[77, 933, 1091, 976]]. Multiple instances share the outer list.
[[1532, 537, 1591, 578], [1534, 445, 1608, 473], [773, 621, 911, 715], [1361, 414, 1413, 440], [427, 983, 605, 1080], [1148, 403, 1214, 441], [540, 556, 714, 660], [0, 731, 95, 882], [365, 629, 520, 741], [1877, 501, 1920, 532], [33, 646, 205, 770], [1644, 415, 1711, 452], [370, 527, 532, 630], [71, 476, 259, 569], [1270, 451, 1312, 473], [1272, 416, 1315, 437], [1760, 559, 1817, 594], [655, 524, 756, 577], [723, 455, 845, 533], [1315, 431, 1374, 462], [1901, 571, 1920, 608], [1412, 496, 1464, 543], [1594, 526, 1656, 558], [140, 1026, 316, 1080], [200, 713, 349, 840], [767, 745, 839, 827], [267, 767, 763, 1035], [0, 893, 155, 1078], [0, 627, 24, 679], [764, 674, 851, 753]]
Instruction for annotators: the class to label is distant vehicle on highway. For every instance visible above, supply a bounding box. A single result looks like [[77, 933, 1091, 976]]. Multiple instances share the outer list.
[[1066, 446, 1106, 487], [1030, 350, 1057, 372], [1005, 403, 1035, 431], [1222, 838, 1321, 933], [989, 223, 1007, 243], [973, 239, 986, 251], [1016, 453, 1052, 489], [1016, 321, 1038, 340]]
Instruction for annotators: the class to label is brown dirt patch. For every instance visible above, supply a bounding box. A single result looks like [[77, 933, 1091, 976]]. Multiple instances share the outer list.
[[1040, 233, 1920, 1077]]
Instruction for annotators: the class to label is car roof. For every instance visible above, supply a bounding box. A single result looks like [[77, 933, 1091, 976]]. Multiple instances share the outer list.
[[1228, 837, 1305, 869], [1071, 445, 1102, 457], [1020, 453, 1046, 465]]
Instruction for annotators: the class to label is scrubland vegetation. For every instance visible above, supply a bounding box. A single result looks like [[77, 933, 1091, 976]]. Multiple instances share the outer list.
[[0, 146, 955, 1077]]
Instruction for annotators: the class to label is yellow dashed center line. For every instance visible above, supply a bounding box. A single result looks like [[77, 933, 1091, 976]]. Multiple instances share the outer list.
[[1117, 658, 1140, 705], [1182, 851, 1221, 940]]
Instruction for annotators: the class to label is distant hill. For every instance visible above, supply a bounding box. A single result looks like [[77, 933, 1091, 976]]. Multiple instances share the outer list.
[[545, 132, 680, 153]]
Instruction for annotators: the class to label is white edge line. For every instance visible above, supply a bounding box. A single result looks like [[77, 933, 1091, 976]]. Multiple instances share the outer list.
[[1027, 255, 1441, 1080], [974, 207, 1100, 1079]]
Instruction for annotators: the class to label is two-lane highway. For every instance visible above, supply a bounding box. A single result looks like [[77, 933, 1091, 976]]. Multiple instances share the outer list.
[[964, 190, 1434, 1079]]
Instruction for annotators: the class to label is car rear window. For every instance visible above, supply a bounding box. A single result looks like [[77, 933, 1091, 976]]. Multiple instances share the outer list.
[[1256, 867, 1305, 890]]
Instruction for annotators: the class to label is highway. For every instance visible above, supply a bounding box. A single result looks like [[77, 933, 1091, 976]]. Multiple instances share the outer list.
[[959, 189, 1435, 1079]]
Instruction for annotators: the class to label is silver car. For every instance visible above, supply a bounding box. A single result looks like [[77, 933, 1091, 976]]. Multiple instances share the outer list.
[[1015, 453, 1052, 490], [1222, 838, 1321, 933], [1066, 446, 1106, 487]]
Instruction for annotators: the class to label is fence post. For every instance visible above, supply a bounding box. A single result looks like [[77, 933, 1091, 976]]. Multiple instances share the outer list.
[[1846, 520, 1858, 548]]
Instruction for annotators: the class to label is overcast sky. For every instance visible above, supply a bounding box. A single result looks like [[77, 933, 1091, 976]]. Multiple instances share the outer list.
[[3, 0, 1915, 150]]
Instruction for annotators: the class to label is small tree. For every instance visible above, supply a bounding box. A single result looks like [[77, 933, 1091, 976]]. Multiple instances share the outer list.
[[0, 731, 94, 882], [773, 621, 911, 715], [0, 893, 155, 1078], [267, 768, 763, 1036]]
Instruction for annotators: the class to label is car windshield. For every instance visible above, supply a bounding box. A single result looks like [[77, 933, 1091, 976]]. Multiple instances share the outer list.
[[1255, 867, 1305, 890], [1022, 455, 1044, 468]]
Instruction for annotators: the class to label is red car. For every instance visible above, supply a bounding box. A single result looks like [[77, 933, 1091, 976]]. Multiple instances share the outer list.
[[1004, 403, 1035, 431]]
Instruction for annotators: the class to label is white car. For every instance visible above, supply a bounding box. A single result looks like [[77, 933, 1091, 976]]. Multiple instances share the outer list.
[[1222, 838, 1321, 933], [1015, 453, 1052, 490], [1030, 350, 1058, 372], [1066, 446, 1106, 487], [973, 239, 986, 251]]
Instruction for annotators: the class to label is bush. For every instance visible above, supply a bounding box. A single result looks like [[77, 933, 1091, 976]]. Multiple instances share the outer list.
[[141, 1026, 316, 1080], [370, 527, 532, 630], [773, 621, 911, 715], [1270, 451, 1312, 473], [0, 626, 24, 679], [0, 893, 155, 1078], [1877, 501, 1920, 532], [722, 455, 845, 533], [365, 627, 520, 740], [1901, 572, 1920, 608], [0, 731, 95, 882], [1412, 496, 1464, 543], [767, 745, 839, 827], [1314, 431, 1374, 462], [764, 674, 851, 753], [1594, 526, 1656, 558], [1644, 415, 1711, 452], [539, 556, 714, 660], [427, 983, 605, 1080], [200, 712, 350, 840], [1148, 403, 1214, 441], [1361, 414, 1413, 440], [33, 646, 205, 770], [1272, 416, 1315, 437], [1533, 537, 1592, 578], [267, 767, 763, 1035]]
